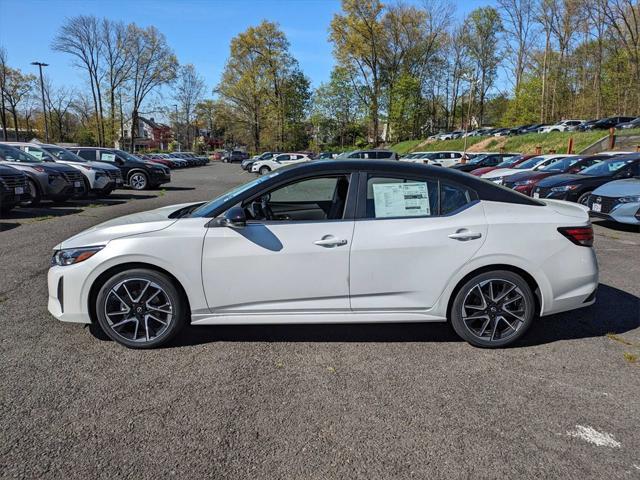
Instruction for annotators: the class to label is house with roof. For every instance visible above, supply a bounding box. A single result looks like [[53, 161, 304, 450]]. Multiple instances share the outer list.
[[121, 116, 173, 151]]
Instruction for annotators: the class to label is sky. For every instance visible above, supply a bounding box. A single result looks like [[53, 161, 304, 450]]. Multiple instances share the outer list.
[[0, 0, 494, 97]]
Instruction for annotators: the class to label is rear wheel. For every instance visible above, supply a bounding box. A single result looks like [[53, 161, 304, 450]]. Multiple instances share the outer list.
[[259, 166, 271, 175], [95, 269, 187, 349], [450, 270, 535, 348]]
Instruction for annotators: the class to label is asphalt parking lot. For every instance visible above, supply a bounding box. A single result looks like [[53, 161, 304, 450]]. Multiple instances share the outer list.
[[1, 162, 639, 479]]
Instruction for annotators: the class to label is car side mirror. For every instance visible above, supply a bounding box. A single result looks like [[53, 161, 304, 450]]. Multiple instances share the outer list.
[[211, 206, 246, 229]]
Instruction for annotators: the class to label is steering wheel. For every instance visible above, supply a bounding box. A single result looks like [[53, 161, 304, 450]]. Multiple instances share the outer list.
[[261, 195, 274, 220]]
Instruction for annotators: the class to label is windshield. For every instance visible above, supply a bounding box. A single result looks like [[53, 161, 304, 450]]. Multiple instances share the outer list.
[[579, 158, 635, 176], [190, 170, 281, 217], [113, 149, 142, 162], [43, 146, 87, 162], [468, 154, 488, 165], [496, 156, 523, 168], [515, 156, 547, 169], [0, 144, 42, 163], [541, 157, 580, 172]]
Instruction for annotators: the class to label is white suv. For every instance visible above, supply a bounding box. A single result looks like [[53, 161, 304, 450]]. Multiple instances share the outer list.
[[251, 153, 312, 175], [540, 120, 585, 133]]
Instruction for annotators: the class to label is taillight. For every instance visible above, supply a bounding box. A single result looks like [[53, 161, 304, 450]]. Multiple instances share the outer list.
[[558, 226, 594, 247]]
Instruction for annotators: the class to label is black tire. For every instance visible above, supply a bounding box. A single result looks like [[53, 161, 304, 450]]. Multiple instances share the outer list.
[[21, 179, 41, 207], [95, 268, 188, 349], [0, 203, 16, 214], [99, 188, 113, 197], [577, 191, 592, 206], [450, 270, 535, 348], [259, 166, 271, 175], [82, 177, 91, 198], [128, 171, 149, 190]]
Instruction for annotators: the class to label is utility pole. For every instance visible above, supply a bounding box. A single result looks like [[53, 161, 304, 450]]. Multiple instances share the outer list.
[[31, 62, 49, 142], [173, 104, 180, 152], [462, 77, 476, 162]]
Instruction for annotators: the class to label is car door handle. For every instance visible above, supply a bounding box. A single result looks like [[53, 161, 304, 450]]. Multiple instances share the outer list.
[[448, 230, 482, 241], [314, 236, 348, 247]]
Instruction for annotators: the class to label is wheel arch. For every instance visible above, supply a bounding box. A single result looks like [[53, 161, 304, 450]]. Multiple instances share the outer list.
[[87, 261, 191, 324], [127, 168, 148, 181], [445, 264, 542, 321]]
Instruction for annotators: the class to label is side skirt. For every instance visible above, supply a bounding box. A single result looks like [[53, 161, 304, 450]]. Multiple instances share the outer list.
[[190, 311, 447, 326]]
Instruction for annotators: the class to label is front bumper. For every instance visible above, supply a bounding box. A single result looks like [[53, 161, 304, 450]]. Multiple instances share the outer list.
[[149, 170, 171, 186], [44, 176, 85, 200], [48, 263, 92, 323], [590, 202, 640, 225]]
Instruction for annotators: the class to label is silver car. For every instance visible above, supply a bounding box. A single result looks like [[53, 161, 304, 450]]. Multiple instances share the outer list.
[[0, 143, 85, 206], [587, 177, 640, 225], [5, 142, 123, 196]]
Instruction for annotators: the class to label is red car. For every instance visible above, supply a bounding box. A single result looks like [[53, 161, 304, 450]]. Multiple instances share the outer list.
[[503, 154, 612, 196], [139, 154, 176, 169], [470, 154, 535, 176]]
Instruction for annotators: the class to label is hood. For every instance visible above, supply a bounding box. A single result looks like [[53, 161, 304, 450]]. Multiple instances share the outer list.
[[55, 202, 198, 250], [506, 171, 551, 182], [592, 178, 640, 197], [537, 173, 590, 187], [482, 168, 520, 179], [90, 161, 121, 171], [542, 199, 589, 219], [1, 161, 76, 174], [470, 167, 495, 176]]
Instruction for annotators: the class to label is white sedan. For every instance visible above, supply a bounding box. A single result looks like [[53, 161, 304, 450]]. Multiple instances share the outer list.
[[251, 153, 311, 175], [481, 154, 573, 184], [48, 160, 598, 349]]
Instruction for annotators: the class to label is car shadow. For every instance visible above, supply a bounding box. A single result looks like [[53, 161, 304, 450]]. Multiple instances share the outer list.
[[0, 222, 20, 232], [159, 186, 196, 191], [87, 284, 638, 348], [106, 193, 157, 200], [2, 205, 84, 220], [592, 219, 639, 233]]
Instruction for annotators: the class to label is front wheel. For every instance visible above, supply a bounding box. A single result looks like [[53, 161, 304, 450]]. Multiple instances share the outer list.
[[95, 269, 188, 349], [577, 191, 592, 206], [259, 166, 271, 175], [21, 179, 41, 207], [450, 270, 535, 348], [129, 172, 148, 190]]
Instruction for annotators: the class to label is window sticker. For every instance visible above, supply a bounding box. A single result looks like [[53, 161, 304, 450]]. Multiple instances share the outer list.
[[372, 182, 430, 218], [101, 153, 116, 161], [27, 149, 43, 159]]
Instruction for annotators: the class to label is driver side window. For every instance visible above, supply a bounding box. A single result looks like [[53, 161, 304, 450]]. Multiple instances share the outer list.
[[246, 175, 350, 222]]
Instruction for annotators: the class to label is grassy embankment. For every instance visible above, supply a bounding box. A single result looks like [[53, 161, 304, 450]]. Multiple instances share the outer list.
[[391, 128, 640, 155]]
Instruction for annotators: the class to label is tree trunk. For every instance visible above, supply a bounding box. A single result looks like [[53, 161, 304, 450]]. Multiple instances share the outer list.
[[130, 108, 138, 153], [0, 94, 7, 141], [11, 108, 19, 141]]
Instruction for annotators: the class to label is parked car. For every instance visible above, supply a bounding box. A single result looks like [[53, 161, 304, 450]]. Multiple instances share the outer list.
[[616, 117, 640, 129], [0, 164, 29, 213], [251, 153, 312, 175], [0, 143, 86, 206], [316, 152, 337, 160], [469, 154, 535, 177], [412, 151, 464, 167], [493, 128, 514, 137], [222, 150, 249, 163], [337, 149, 398, 160], [503, 154, 612, 196], [6, 142, 122, 196], [580, 116, 637, 130], [450, 153, 520, 173], [481, 154, 570, 184], [47, 160, 598, 349], [533, 154, 640, 204], [71, 147, 171, 190], [518, 124, 545, 134], [435, 131, 464, 140], [242, 152, 279, 171], [140, 154, 180, 169], [540, 120, 586, 133], [587, 177, 640, 225], [209, 151, 224, 161]]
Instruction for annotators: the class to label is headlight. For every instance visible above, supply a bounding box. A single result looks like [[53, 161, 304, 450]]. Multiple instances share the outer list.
[[78, 164, 93, 170], [95, 171, 106, 178], [551, 185, 579, 192], [618, 195, 640, 203], [51, 246, 104, 266], [48, 174, 59, 183], [514, 180, 534, 186]]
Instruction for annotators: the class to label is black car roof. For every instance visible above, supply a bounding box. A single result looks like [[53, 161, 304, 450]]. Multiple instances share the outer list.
[[269, 160, 542, 206]]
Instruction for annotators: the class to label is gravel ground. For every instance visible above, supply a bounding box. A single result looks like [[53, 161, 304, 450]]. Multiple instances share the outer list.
[[1, 162, 639, 479]]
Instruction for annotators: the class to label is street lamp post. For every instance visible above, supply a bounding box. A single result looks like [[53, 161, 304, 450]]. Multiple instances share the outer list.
[[31, 62, 49, 142], [173, 104, 180, 152]]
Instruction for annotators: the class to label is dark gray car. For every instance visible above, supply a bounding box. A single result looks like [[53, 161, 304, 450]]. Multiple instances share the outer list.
[[0, 143, 85, 206], [0, 164, 29, 213]]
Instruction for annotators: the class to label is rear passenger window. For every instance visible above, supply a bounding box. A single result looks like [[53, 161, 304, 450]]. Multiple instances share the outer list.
[[366, 176, 438, 219], [376, 151, 393, 159], [440, 183, 474, 215], [77, 150, 95, 161]]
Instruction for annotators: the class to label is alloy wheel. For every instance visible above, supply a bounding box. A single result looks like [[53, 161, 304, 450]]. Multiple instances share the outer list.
[[103, 278, 173, 343], [129, 173, 148, 190], [461, 279, 527, 343]]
